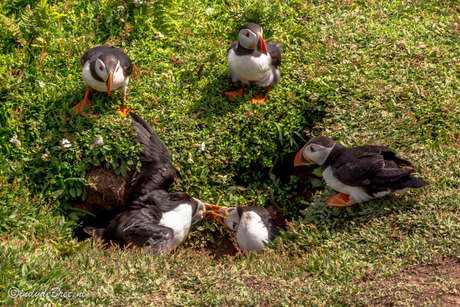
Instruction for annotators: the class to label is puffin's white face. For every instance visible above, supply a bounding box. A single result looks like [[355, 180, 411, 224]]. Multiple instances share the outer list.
[[223, 208, 240, 231], [95, 58, 121, 81], [238, 28, 261, 50], [302, 143, 334, 166]]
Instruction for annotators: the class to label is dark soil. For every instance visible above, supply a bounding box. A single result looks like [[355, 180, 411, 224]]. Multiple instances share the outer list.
[[72, 166, 135, 215], [201, 234, 240, 260]]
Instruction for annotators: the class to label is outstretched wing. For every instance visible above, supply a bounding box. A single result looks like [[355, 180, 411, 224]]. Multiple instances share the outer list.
[[128, 113, 177, 203]]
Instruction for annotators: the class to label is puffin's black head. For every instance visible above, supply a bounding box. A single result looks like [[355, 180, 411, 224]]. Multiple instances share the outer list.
[[238, 23, 267, 54], [95, 53, 121, 96], [294, 136, 338, 167]]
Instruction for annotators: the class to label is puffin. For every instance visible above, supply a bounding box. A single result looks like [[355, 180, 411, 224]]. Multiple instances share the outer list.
[[293, 136, 429, 206], [225, 23, 283, 104], [214, 206, 280, 251], [71, 45, 133, 117], [84, 190, 217, 254], [83, 112, 220, 253]]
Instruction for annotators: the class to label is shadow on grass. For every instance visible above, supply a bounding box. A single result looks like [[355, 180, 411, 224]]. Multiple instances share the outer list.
[[300, 193, 420, 232]]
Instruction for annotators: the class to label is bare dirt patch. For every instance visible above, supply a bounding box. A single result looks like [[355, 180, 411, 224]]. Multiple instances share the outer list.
[[202, 234, 240, 260], [371, 256, 460, 306], [72, 166, 135, 214]]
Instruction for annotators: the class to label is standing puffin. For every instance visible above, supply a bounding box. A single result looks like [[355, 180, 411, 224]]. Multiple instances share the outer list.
[[215, 206, 280, 251], [294, 136, 429, 206], [226, 23, 283, 104], [71, 46, 133, 117], [84, 113, 220, 253]]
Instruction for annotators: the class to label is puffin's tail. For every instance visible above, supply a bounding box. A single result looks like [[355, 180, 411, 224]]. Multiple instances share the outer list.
[[405, 176, 429, 189], [392, 176, 429, 193], [83, 226, 105, 238]]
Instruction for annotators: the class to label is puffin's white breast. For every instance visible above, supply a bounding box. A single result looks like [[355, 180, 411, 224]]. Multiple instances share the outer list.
[[236, 211, 269, 251], [322, 166, 375, 203], [81, 61, 129, 93], [158, 204, 192, 248], [228, 49, 272, 83]]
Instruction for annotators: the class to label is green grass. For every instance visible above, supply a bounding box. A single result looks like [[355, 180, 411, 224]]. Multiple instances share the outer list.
[[1, 0, 459, 305]]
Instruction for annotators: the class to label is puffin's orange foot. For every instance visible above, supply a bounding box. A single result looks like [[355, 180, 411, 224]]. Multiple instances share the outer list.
[[224, 85, 246, 100], [71, 98, 93, 114], [251, 87, 271, 104], [251, 96, 268, 104], [116, 103, 133, 117], [326, 193, 357, 207]]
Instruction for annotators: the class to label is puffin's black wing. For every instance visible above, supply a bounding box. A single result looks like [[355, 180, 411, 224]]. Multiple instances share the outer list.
[[333, 146, 415, 187], [127, 113, 177, 203], [81, 46, 132, 76], [267, 43, 283, 68], [122, 221, 175, 254], [227, 42, 238, 55]]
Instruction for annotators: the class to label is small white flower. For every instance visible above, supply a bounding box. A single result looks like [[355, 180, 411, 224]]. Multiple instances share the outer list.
[[117, 6, 125, 12], [61, 138, 71, 148], [9, 135, 21, 147], [90, 136, 104, 148], [187, 152, 194, 164], [161, 72, 169, 78], [217, 174, 228, 182], [134, 0, 143, 7], [106, 17, 111, 24], [155, 33, 164, 39], [39, 81, 45, 88], [201, 142, 205, 151], [205, 8, 214, 15]]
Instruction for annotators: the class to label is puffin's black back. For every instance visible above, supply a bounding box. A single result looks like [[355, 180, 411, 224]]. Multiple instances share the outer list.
[[126, 113, 177, 204], [237, 206, 280, 241], [329, 144, 429, 194]]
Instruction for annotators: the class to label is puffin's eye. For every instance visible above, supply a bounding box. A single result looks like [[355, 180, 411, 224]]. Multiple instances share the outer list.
[[310, 147, 316, 153], [99, 66, 103, 71], [232, 222, 238, 229], [245, 32, 250, 38]]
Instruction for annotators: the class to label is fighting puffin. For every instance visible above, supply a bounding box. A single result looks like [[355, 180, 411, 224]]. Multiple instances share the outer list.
[[84, 113, 220, 253], [71, 46, 133, 117], [225, 23, 283, 104], [84, 190, 215, 254], [293, 136, 429, 206], [215, 206, 280, 251]]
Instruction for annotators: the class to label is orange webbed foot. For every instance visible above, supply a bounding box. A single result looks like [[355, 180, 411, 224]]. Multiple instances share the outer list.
[[225, 84, 246, 100], [251, 87, 272, 104], [71, 98, 92, 114], [72, 87, 92, 114], [116, 103, 133, 117], [251, 96, 268, 104], [326, 193, 357, 207]]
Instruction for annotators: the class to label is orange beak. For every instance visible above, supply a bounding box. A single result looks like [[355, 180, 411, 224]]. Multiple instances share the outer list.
[[203, 204, 229, 226], [106, 71, 113, 96], [293, 147, 312, 167], [257, 33, 267, 55]]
